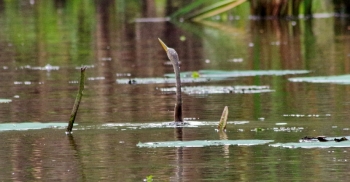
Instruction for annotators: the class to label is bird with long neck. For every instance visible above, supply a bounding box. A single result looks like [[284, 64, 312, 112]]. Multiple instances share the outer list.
[[158, 38, 183, 122]]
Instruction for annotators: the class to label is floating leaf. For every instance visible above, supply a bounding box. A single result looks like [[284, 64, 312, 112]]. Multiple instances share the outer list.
[[137, 140, 274, 148], [116, 70, 310, 84], [270, 136, 350, 148], [272, 126, 304, 132], [218, 106, 228, 130], [0, 99, 12, 103], [160, 85, 274, 95], [270, 141, 350, 148], [101, 121, 249, 130], [283, 113, 331, 117], [252, 128, 265, 132], [275, 123, 287, 125], [87, 77, 105, 81], [165, 70, 310, 78], [19, 64, 59, 71], [145, 175, 154, 182], [289, 74, 350, 84], [0, 122, 71, 131], [116, 77, 212, 84], [191, 71, 200, 78]]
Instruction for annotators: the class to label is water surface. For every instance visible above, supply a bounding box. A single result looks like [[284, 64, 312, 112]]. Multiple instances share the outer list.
[[1, 1, 350, 181]]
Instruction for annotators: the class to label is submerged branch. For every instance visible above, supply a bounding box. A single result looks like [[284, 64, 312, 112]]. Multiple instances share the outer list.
[[66, 67, 86, 134]]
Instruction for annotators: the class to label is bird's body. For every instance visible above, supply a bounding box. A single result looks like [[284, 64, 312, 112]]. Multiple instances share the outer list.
[[158, 38, 183, 122]]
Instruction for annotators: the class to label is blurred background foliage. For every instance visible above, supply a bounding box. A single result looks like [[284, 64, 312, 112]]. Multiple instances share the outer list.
[[0, 0, 348, 67]]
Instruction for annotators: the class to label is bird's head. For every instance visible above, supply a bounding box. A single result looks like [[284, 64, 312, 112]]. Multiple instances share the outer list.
[[158, 38, 179, 66]]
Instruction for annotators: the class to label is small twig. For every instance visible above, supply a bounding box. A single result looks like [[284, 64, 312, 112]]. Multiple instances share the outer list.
[[217, 106, 228, 131], [66, 67, 86, 134]]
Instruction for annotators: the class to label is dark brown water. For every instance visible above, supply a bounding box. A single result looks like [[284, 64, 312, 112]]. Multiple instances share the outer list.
[[1, 1, 350, 181]]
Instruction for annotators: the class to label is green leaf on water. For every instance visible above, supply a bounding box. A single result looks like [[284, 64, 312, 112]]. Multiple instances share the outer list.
[[0, 99, 12, 103], [116, 70, 310, 85], [218, 106, 228, 130], [0, 122, 73, 131], [116, 77, 213, 84], [289, 74, 350, 84], [252, 127, 265, 132], [137, 140, 274, 148], [102, 121, 249, 130], [191, 71, 200, 78], [165, 70, 310, 78], [146, 175, 153, 182], [160, 85, 274, 95], [270, 136, 350, 148]]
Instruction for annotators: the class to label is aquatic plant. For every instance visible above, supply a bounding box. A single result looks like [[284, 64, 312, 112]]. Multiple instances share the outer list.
[[145, 175, 153, 182], [165, 70, 310, 78], [289, 74, 350, 84], [137, 139, 274, 148], [270, 136, 350, 149], [0, 122, 68, 131], [0, 99, 12, 103], [160, 85, 274, 95]]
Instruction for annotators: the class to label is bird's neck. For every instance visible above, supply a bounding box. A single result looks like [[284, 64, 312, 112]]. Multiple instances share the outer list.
[[174, 63, 183, 122]]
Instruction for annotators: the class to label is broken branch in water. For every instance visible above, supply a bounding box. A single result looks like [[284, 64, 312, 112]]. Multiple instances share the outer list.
[[66, 67, 86, 134], [218, 106, 228, 131]]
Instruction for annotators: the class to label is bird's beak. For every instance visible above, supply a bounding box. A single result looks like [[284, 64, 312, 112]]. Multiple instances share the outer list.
[[158, 38, 168, 53]]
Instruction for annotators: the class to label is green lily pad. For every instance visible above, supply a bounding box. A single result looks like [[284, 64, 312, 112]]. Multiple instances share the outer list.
[[19, 64, 60, 71], [116, 70, 310, 84], [0, 99, 12, 103], [160, 85, 274, 95], [137, 140, 274, 148], [289, 74, 350, 84], [165, 70, 310, 78], [116, 77, 212, 84], [101, 121, 249, 130], [0, 122, 70, 131], [270, 136, 350, 148]]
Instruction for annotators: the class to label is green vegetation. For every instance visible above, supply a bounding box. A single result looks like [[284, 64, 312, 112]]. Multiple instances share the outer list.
[[145, 175, 154, 182], [0, 122, 68, 131], [170, 0, 350, 21], [1, 0, 96, 67], [137, 139, 274, 148], [289, 74, 350, 84]]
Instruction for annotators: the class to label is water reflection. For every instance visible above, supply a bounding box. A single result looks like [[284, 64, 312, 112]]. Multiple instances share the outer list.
[[66, 134, 87, 181], [173, 128, 184, 181], [1, 0, 350, 181]]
